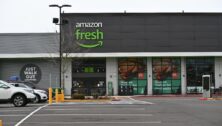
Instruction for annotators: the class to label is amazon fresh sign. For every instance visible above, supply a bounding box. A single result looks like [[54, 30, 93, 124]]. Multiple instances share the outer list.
[[74, 22, 104, 48]]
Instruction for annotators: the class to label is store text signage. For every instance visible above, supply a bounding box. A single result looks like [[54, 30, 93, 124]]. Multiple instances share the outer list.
[[74, 22, 104, 48], [20, 64, 41, 84]]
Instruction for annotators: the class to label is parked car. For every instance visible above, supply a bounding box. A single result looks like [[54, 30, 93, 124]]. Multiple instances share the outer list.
[[9, 83, 48, 103], [0, 80, 36, 107], [7, 81, 45, 90]]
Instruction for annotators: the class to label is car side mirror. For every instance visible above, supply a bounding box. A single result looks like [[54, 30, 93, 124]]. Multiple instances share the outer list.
[[14, 84, 19, 87]]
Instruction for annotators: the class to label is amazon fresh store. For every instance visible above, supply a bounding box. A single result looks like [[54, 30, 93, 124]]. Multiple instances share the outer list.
[[62, 13, 222, 96], [1, 13, 222, 97]]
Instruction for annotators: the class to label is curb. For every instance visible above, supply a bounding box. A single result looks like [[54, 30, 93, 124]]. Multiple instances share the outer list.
[[132, 94, 202, 98], [111, 96, 121, 101], [50, 99, 111, 103], [63, 99, 111, 102], [199, 98, 222, 100]]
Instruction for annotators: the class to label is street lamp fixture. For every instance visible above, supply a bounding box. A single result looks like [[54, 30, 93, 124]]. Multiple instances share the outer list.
[[49, 4, 72, 89], [49, 4, 71, 8]]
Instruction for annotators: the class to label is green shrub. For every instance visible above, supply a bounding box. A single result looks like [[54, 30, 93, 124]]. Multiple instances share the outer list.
[[72, 94, 85, 99], [92, 93, 99, 99], [52, 88, 62, 97]]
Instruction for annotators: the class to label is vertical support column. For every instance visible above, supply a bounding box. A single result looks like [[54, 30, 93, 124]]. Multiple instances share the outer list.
[[181, 57, 186, 95], [147, 57, 153, 95], [106, 58, 118, 96], [215, 57, 222, 88], [62, 58, 72, 97]]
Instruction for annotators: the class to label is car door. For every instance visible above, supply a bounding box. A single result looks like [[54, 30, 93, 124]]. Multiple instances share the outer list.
[[0, 83, 11, 99]]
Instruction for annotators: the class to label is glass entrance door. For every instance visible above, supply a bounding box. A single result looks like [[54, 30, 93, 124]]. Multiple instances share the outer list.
[[186, 58, 214, 94], [72, 78, 106, 96], [72, 58, 106, 96]]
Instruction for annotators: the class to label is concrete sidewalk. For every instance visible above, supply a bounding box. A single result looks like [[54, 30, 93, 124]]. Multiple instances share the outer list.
[[131, 94, 222, 100], [50, 96, 154, 105]]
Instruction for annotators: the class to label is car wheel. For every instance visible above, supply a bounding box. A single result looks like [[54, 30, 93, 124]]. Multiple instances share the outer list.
[[12, 94, 26, 107], [33, 94, 40, 103]]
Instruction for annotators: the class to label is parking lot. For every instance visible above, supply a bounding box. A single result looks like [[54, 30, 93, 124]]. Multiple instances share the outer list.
[[0, 97, 222, 126]]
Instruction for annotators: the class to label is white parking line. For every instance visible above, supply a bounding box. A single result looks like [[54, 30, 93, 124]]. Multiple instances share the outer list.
[[0, 114, 26, 117], [22, 121, 162, 124], [43, 108, 83, 111], [15, 104, 48, 126], [32, 113, 153, 116], [43, 108, 146, 111], [0, 110, 33, 112], [47, 104, 149, 108], [128, 97, 154, 104]]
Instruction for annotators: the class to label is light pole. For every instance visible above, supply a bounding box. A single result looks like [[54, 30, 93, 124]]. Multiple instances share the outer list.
[[49, 4, 71, 89]]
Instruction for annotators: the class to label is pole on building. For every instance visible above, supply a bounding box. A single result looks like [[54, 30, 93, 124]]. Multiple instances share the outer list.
[[59, 7, 62, 89], [49, 4, 71, 89]]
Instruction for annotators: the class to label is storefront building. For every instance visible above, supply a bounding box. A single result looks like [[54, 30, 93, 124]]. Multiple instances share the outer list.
[[1, 13, 222, 96]]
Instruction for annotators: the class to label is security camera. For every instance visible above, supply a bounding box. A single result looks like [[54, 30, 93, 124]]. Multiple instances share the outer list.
[[53, 18, 59, 24]]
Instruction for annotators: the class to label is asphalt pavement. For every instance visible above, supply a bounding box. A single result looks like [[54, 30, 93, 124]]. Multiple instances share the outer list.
[[0, 97, 222, 126]]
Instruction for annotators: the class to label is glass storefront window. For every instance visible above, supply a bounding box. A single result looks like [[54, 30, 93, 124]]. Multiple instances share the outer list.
[[72, 58, 106, 96], [118, 58, 147, 95], [152, 58, 181, 95], [186, 57, 214, 94]]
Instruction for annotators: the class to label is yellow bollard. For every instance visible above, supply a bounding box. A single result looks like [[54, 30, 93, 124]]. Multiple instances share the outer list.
[[0, 120, 2, 126], [55, 88, 59, 103], [61, 90, 65, 102], [48, 88, 52, 104]]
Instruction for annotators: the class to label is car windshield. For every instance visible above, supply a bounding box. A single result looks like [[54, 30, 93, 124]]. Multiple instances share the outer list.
[[19, 83, 32, 89], [17, 81, 37, 89], [0, 80, 11, 87]]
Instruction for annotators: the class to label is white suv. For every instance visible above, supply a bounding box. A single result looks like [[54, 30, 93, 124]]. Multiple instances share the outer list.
[[0, 80, 36, 107], [9, 83, 48, 103]]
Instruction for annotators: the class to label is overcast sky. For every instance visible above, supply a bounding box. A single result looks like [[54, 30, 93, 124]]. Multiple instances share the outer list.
[[0, 0, 222, 33]]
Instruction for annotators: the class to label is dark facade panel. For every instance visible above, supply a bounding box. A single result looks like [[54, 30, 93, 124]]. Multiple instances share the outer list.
[[144, 32, 169, 40], [169, 32, 194, 39], [145, 16, 169, 25], [121, 16, 145, 25], [169, 25, 195, 32], [169, 16, 194, 25], [194, 16, 219, 25], [195, 25, 219, 32], [145, 25, 169, 32], [61, 13, 222, 53]]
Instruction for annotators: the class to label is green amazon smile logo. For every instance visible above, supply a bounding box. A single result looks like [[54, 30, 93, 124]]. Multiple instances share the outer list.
[[74, 22, 104, 48], [76, 40, 103, 48]]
